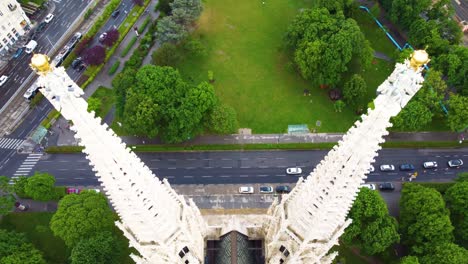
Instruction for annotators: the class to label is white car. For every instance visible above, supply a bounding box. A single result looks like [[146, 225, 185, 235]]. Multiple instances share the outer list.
[[0, 75, 8, 86], [44, 13, 54, 23], [380, 164, 395, 172], [423, 161, 438, 169], [286, 167, 302, 175], [448, 159, 463, 168], [239, 186, 254, 194], [368, 165, 375, 173], [360, 184, 376, 190]]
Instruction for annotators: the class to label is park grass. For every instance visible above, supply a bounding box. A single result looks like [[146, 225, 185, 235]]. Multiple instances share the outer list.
[[0, 212, 135, 264], [173, 0, 398, 133], [89, 86, 115, 118]]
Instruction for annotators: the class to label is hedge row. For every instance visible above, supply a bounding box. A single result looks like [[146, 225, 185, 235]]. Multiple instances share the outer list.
[[120, 36, 138, 57], [404, 182, 456, 194], [40, 109, 61, 129], [108, 60, 120, 75]]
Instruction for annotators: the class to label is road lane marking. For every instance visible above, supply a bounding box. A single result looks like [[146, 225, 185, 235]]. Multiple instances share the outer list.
[[151, 159, 160, 161], [183, 176, 193, 178], [276, 174, 286, 177], [221, 158, 231, 160], [258, 175, 268, 177], [187, 158, 196, 160], [241, 166, 250, 169], [168, 168, 176, 170], [222, 167, 232, 169], [259, 166, 268, 168], [240, 175, 248, 177], [187, 167, 195, 169], [275, 158, 285, 160], [220, 175, 231, 178], [201, 176, 212, 178]]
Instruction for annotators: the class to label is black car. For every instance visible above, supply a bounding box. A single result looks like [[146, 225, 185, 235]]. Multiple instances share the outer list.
[[379, 182, 395, 191], [111, 9, 120, 18], [276, 185, 291, 194], [77, 63, 87, 72], [71, 57, 82, 69], [36, 22, 47, 32], [399, 164, 415, 171], [12, 47, 24, 59], [28, 31, 38, 41]]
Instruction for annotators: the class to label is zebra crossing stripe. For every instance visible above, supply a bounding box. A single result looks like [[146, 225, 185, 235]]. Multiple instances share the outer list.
[[0, 138, 25, 150]]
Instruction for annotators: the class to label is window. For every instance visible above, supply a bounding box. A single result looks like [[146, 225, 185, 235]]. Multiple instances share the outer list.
[[0, 43, 3, 49], [3, 38, 8, 44], [11, 28, 17, 34]]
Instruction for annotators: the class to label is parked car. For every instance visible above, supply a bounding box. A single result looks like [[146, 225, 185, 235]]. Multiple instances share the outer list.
[[111, 9, 120, 18], [44, 13, 54, 23], [28, 31, 38, 41], [23, 84, 41, 100], [98, 32, 107, 42], [286, 167, 302, 175], [0, 75, 8, 86], [379, 182, 395, 191], [36, 21, 47, 32], [71, 57, 82, 69], [25, 40, 38, 53], [14, 202, 28, 211], [399, 164, 415, 171], [276, 185, 291, 194], [448, 159, 463, 168], [368, 165, 375, 173], [423, 161, 438, 169], [77, 63, 87, 72], [12, 47, 24, 59], [379, 164, 395, 172], [360, 183, 376, 190], [239, 186, 254, 194], [259, 186, 273, 193], [66, 187, 81, 194]]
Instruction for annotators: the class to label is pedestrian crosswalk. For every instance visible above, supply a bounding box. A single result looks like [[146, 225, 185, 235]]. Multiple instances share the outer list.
[[10, 153, 43, 184], [0, 137, 24, 150], [52, 0, 62, 3]]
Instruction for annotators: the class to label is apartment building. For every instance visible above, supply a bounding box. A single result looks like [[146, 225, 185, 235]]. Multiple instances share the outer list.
[[0, 0, 31, 54]]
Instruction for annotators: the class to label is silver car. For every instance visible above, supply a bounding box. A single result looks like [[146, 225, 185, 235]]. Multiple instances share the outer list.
[[239, 186, 254, 194], [286, 167, 302, 175], [423, 161, 438, 169], [380, 164, 395, 172]]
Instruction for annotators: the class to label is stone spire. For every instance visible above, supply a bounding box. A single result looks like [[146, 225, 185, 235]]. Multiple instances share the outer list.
[[30, 54, 207, 264], [263, 51, 429, 264]]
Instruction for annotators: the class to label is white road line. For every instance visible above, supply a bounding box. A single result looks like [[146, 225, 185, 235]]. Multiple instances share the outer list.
[[74, 177, 84, 180], [241, 166, 250, 169], [222, 167, 232, 169], [259, 166, 268, 168], [58, 169, 69, 171], [166, 176, 175, 178], [13, 173, 28, 176], [240, 175, 248, 177], [29, 153, 43, 156], [276, 174, 286, 177], [221, 158, 231, 160], [183, 176, 193, 178], [187, 167, 195, 169], [201, 176, 212, 178], [59, 160, 69, 162], [275, 158, 285, 160], [203, 159, 212, 161], [258, 175, 268, 177], [220, 175, 231, 178]]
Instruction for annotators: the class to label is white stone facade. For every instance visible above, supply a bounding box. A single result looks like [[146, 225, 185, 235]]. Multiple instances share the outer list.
[[263, 57, 426, 264], [31, 55, 207, 264], [0, 0, 31, 53]]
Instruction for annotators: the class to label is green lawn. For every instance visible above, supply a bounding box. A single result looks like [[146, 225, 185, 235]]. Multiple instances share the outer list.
[[0, 212, 135, 264], [89, 86, 115, 118], [172, 0, 397, 133]]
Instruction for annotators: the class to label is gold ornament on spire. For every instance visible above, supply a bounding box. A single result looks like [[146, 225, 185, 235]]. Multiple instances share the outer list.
[[30, 54, 52, 76], [409, 50, 430, 71]]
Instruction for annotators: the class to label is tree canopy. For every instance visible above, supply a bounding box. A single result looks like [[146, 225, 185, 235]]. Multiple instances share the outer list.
[[206, 103, 238, 134], [286, 8, 373, 86], [419, 242, 468, 264], [101, 28, 119, 47], [390, 0, 431, 29], [342, 188, 399, 255], [434, 46, 468, 96], [391, 101, 433, 131], [400, 256, 420, 264], [24, 172, 56, 201], [83, 45, 106, 66], [70, 232, 119, 264], [343, 74, 367, 108], [156, 15, 188, 44], [444, 181, 468, 247], [50, 191, 114, 247], [0, 176, 15, 215], [118, 65, 216, 143], [0, 230, 45, 264], [170, 0, 203, 26], [447, 94, 468, 132]]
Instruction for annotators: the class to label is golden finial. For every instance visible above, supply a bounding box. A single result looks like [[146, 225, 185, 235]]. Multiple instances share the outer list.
[[409, 50, 430, 71], [30, 54, 52, 75]]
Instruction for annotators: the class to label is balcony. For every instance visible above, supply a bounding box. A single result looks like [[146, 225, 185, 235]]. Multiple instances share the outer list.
[[8, 4, 17, 11]]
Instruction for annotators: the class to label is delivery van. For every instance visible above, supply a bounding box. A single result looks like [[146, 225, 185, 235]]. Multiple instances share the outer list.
[[25, 40, 37, 54]]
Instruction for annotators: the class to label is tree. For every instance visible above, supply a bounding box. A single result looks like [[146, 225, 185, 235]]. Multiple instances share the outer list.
[[419, 242, 468, 264], [70, 232, 119, 264], [334, 100, 345, 112], [391, 101, 433, 131], [0, 243, 46, 264], [318, 0, 354, 15], [390, 0, 431, 29], [414, 70, 446, 115], [343, 74, 367, 108], [408, 19, 450, 56], [13, 177, 28, 198], [24, 172, 56, 201], [156, 16, 188, 44], [0, 176, 15, 215], [287, 8, 373, 86], [156, 0, 174, 15], [151, 42, 181, 66], [399, 184, 454, 255], [132, 0, 144, 6], [342, 188, 399, 255], [447, 94, 468, 132], [170, 0, 203, 25], [87, 97, 101, 115], [74, 36, 92, 55], [396, 48, 413, 63], [206, 103, 238, 134], [112, 69, 136, 118], [101, 28, 119, 47], [427, 0, 453, 20], [0, 230, 27, 258], [50, 191, 114, 247], [434, 46, 468, 95], [400, 256, 420, 264], [83, 45, 106, 66], [444, 182, 468, 247]]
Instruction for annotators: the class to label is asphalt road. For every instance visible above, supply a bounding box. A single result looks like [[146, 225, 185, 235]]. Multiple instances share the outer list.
[[452, 0, 468, 21], [2, 149, 465, 186], [0, 0, 89, 107]]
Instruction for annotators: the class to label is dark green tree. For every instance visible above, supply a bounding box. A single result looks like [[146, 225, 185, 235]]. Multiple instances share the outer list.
[[434, 46, 468, 95], [12, 176, 28, 198], [0, 176, 15, 215], [400, 256, 420, 264], [151, 42, 181, 66], [390, 0, 431, 29], [112, 68, 136, 118], [391, 101, 433, 131], [427, 0, 453, 20], [444, 182, 468, 247], [206, 103, 238, 134], [286, 8, 373, 86], [343, 74, 367, 108], [447, 94, 468, 132], [170, 0, 203, 25], [0, 243, 46, 264], [0, 230, 27, 258], [399, 184, 454, 255], [156, 0, 174, 15], [156, 16, 188, 44], [419, 242, 468, 264], [50, 191, 114, 247], [342, 188, 399, 255], [414, 70, 446, 116], [24, 172, 56, 201], [70, 232, 118, 264], [408, 19, 449, 57], [318, 0, 354, 15]]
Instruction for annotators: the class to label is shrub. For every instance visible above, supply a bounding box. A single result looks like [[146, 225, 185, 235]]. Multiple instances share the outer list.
[[108, 60, 120, 75], [138, 17, 151, 32], [84, 8, 93, 19], [120, 36, 138, 57], [83, 45, 106, 65], [151, 42, 181, 66]]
